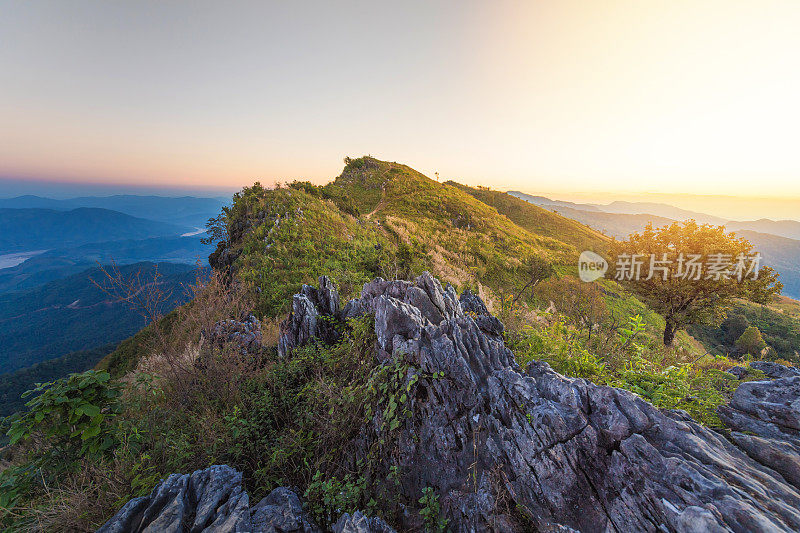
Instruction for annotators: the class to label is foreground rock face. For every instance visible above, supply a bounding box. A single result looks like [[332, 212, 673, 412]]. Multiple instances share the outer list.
[[104, 273, 800, 532], [98, 465, 394, 533], [718, 376, 800, 490], [291, 273, 800, 532]]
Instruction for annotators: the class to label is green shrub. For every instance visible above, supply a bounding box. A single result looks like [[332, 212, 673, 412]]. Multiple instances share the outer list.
[[510, 313, 736, 427], [5, 370, 122, 470], [304, 471, 374, 528], [419, 486, 449, 533]]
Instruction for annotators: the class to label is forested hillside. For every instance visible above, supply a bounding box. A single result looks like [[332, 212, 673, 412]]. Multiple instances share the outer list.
[[0, 262, 197, 374]]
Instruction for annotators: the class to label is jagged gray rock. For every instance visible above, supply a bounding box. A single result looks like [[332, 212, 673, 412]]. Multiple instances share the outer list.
[[718, 376, 800, 490], [249, 487, 320, 532], [98, 466, 392, 533], [334, 273, 800, 532], [207, 315, 263, 355], [97, 465, 251, 533], [749, 360, 800, 379], [332, 511, 395, 533], [278, 276, 341, 357], [278, 272, 461, 359]]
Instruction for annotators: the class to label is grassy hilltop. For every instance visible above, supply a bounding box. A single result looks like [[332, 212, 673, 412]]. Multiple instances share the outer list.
[[210, 156, 606, 316]]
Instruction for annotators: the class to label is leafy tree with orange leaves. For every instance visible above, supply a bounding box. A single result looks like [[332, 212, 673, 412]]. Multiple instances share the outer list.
[[609, 221, 781, 346]]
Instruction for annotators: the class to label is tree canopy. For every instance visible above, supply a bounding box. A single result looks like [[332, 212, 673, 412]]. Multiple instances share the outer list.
[[735, 326, 767, 357], [608, 220, 782, 345]]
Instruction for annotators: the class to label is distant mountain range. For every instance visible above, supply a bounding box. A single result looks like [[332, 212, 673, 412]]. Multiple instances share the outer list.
[[0, 194, 228, 227], [0, 235, 211, 293], [508, 191, 725, 224], [0, 194, 222, 411], [0, 262, 197, 376], [0, 207, 188, 253], [509, 191, 800, 299]]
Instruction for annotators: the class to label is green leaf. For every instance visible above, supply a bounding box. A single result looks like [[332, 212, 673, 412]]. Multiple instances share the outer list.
[[81, 423, 101, 440], [78, 404, 101, 418]]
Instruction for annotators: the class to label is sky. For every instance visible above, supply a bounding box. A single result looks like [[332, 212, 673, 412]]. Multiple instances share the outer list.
[[2, 1, 800, 199]]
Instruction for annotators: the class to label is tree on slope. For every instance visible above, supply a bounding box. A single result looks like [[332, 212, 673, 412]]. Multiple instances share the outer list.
[[608, 221, 781, 346], [735, 326, 767, 357]]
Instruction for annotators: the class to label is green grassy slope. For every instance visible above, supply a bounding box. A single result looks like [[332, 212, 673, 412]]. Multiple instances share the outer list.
[[449, 182, 609, 254], [211, 157, 609, 318]]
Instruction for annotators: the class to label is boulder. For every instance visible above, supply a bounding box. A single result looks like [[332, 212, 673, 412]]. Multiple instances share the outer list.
[[98, 467, 392, 533], [97, 465, 250, 533], [250, 487, 321, 532], [726, 365, 748, 379], [206, 315, 263, 356], [749, 361, 800, 379]]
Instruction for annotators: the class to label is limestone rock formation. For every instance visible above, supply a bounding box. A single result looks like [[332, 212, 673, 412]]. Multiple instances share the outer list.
[[104, 273, 800, 532], [332, 511, 396, 533], [289, 273, 800, 532], [97, 465, 251, 533], [749, 360, 800, 379], [718, 376, 800, 490], [277, 276, 341, 357], [206, 314, 263, 356], [97, 465, 393, 533]]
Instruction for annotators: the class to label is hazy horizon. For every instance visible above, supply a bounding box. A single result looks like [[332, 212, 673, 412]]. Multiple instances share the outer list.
[[3, 1, 800, 197], [0, 176, 235, 199], [3, 172, 799, 222]]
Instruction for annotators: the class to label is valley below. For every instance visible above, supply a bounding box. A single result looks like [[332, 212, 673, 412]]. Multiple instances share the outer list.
[[0, 250, 47, 269]]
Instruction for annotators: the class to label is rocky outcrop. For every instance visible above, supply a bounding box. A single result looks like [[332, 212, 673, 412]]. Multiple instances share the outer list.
[[105, 273, 800, 532], [278, 276, 341, 357], [206, 315, 263, 356], [98, 465, 393, 533], [718, 376, 800, 490], [293, 273, 800, 532], [749, 360, 800, 379], [278, 273, 461, 359], [97, 465, 251, 533]]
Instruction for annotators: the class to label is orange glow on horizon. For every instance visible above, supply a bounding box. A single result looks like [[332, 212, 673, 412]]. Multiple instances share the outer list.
[[2, 1, 799, 199]]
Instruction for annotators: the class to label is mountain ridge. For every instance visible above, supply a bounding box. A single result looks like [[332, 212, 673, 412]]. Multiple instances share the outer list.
[[0, 207, 189, 254]]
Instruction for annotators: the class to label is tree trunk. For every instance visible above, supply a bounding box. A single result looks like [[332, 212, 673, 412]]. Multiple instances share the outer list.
[[663, 320, 676, 346]]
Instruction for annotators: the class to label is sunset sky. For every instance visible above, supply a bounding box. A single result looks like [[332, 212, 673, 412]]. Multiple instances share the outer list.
[[2, 1, 800, 198]]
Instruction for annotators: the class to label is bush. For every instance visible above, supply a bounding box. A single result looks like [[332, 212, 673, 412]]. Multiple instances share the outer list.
[[510, 312, 738, 427], [735, 326, 767, 357], [419, 486, 448, 533], [5, 370, 122, 470], [304, 471, 373, 528]]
